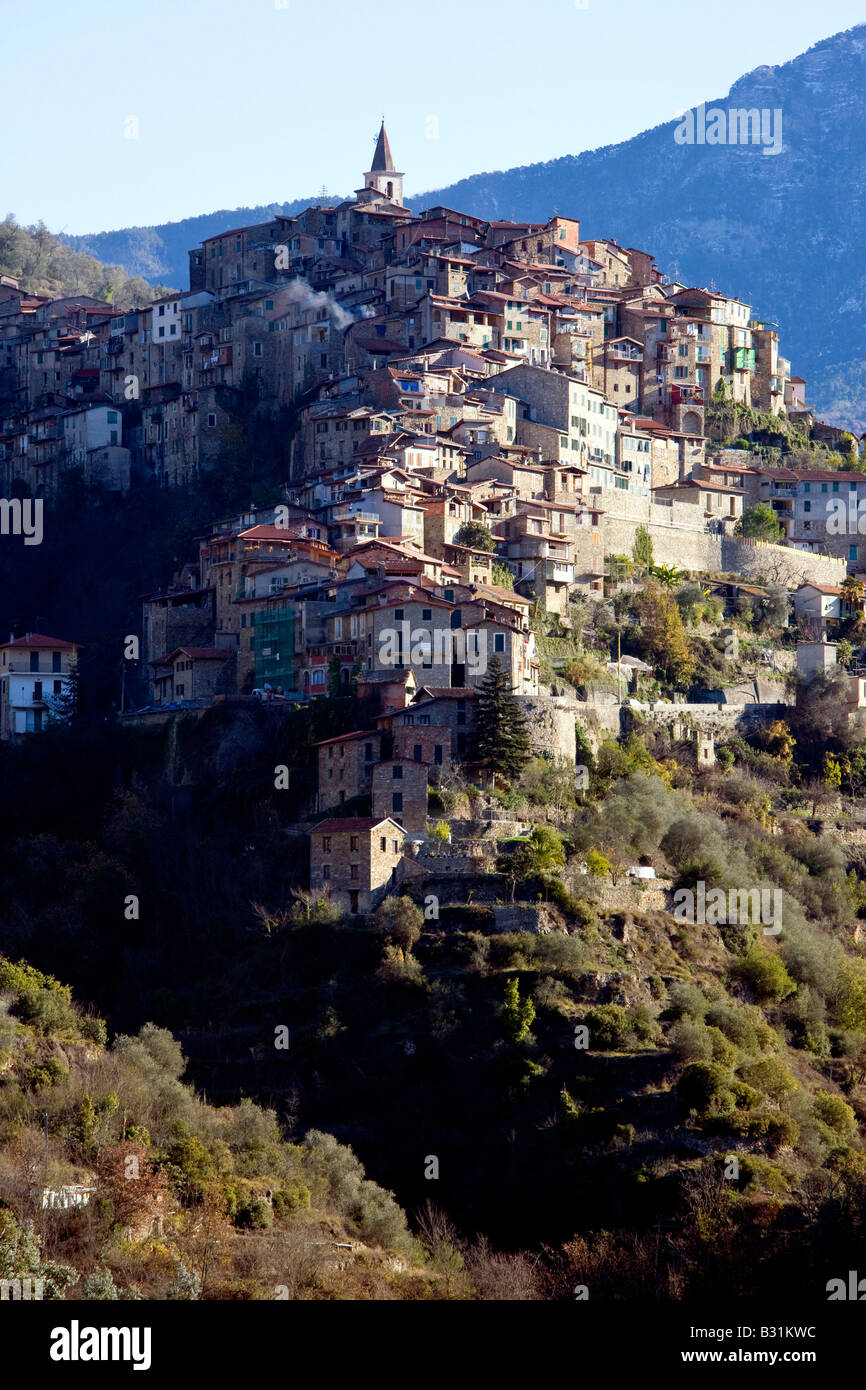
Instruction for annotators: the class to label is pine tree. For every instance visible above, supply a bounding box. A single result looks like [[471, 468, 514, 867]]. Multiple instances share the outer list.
[[475, 655, 531, 781]]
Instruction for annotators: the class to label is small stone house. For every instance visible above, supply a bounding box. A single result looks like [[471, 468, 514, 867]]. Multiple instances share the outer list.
[[315, 729, 382, 811], [309, 816, 405, 914]]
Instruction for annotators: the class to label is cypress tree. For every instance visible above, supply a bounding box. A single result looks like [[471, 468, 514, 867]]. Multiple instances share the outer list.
[[475, 655, 531, 781]]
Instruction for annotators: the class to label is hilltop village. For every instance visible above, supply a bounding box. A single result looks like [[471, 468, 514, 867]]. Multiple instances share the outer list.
[[8, 117, 866, 1310], [2, 125, 865, 911]]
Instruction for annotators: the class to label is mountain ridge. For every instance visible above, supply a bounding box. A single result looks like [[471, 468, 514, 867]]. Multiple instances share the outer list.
[[59, 23, 866, 429]]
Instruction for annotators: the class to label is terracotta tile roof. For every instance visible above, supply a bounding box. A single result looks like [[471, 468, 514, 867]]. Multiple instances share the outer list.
[[1, 633, 77, 650], [312, 817, 405, 834], [313, 729, 379, 747]]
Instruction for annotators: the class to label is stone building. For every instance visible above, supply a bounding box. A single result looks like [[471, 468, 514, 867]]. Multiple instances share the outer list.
[[315, 729, 382, 811], [371, 756, 429, 831], [150, 646, 233, 705], [309, 815, 406, 914]]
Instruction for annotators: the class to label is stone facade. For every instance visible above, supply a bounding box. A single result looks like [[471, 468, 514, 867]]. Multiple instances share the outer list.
[[371, 757, 429, 831], [309, 816, 405, 914], [316, 729, 381, 811]]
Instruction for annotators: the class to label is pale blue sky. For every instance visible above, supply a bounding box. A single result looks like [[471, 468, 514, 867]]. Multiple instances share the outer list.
[[2, 0, 864, 234]]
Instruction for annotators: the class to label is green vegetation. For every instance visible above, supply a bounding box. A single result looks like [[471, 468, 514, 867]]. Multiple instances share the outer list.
[[735, 504, 782, 542], [475, 655, 531, 781], [453, 520, 495, 552], [0, 214, 173, 306]]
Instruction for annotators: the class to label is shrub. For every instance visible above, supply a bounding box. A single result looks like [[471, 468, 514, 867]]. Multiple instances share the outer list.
[[736, 1155, 789, 1195], [532, 977, 572, 1013], [82, 1267, 119, 1301], [502, 977, 535, 1045], [164, 1134, 215, 1204], [303, 1130, 415, 1255], [812, 1091, 857, 1138], [836, 960, 866, 1031], [738, 1057, 797, 1103], [705, 1000, 774, 1053], [706, 1026, 736, 1066], [677, 1061, 736, 1114], [526, 933, 587, 980], [765, 1113, 799, 1150], [629, 1004, 661, 1044], [272, 1185, 311, 1220], [233, 1196, 272, 1230], [373, 896, 423, 955], [666, 982, 708, 1022], [585, 1004, 631, 1051], [668, 1019, 713, 1062], [585, 849, 611, 878], [732, 947, 796, 1002], [0, 958, 78, 1036]]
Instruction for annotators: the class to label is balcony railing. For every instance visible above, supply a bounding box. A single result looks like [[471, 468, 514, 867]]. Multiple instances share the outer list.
[[331, 508, 379, 523]]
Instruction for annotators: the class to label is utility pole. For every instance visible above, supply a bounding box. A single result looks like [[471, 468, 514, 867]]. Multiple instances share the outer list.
[[617, 625, 623, 705]]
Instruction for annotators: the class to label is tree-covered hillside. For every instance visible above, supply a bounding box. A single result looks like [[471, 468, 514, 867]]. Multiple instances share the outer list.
[[0, 215, 172, 307]]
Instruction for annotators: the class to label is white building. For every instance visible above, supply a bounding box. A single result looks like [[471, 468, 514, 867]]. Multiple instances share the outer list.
[[151, 296, 181, 344], [0, 633, 79, 738]]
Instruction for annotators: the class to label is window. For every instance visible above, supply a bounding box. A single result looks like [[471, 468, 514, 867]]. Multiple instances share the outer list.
[[380, 836, 387, 851], [207, 413, 217, 428], [422, 608, 432, 621], [393, 764, 403, 780], [392, 793, 403, 814], [52, 652, 62, 672], [350, 835, 359, 851], [494, 633, 505, 653], [434, 744, 443, 765], [322, 865, 331, 880], [253, 342, 263, 357], [350, 864, 359, 880], [322, 837, 331, 853], [392, 840, 398, 853], [29, 652, 39, 672]]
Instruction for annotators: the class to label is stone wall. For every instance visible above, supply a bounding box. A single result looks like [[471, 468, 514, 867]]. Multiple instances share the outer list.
[[720, 537, 846, 587], [515, 694, 578, 762], [602, 499, 848, 587]]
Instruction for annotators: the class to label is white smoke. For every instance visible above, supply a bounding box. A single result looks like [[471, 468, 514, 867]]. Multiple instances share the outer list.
[[282, 278, 355, 331]]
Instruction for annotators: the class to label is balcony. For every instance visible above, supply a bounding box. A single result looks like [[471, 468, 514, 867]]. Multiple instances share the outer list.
[[332, 508, 379, 524], [670, 385, 704, 405], [546, 561, 574, 582]]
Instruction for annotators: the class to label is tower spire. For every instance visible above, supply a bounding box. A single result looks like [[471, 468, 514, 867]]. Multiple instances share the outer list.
[[358, 120, 404, 207], [370, 120, 395, 173]]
